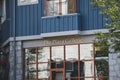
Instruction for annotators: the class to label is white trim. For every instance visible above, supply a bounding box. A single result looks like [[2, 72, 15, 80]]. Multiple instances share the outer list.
[[2, 35, 43, 47], [79, 29, 109, 35], [2, 38, 10, 47], [41, 30, 80, 37], [18, 0, 38, 6], [1, 29, 109, 47]]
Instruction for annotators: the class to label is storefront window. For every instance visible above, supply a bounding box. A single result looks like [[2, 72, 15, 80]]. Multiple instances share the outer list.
[[25, 64, 37, 79], [80, 61, 94, 77], [80, 44, 94, 60], [66, 61, 78, 78], [66, 45, 78, 60], [38, 63, 50, 79], [25, 48, 36, 63], [51, 46, 64, 61], [23, 43, 109, 80], [38, 47, 50, 62]]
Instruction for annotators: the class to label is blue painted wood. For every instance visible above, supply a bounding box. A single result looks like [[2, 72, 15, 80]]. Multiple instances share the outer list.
[[41, 14, 80, 33], [1, 20, 10, 42], [1, 0, 107, 42]]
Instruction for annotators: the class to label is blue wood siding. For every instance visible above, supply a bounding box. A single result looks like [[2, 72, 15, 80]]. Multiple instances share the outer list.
[[41, 14, 81, 33], [1, 0, 10, 42], [77, 0, 105, 31], [1, 20, 10, 42], [1, 0, 107, 42], [12, 0, 44, 37]]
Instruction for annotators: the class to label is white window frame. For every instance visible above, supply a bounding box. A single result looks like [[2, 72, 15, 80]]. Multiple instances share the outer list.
[[1, 0, 6, 23], [18, 0, 38, 6]]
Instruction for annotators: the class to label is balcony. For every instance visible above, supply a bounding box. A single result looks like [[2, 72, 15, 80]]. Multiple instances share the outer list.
[[41, 13, 81, 33]]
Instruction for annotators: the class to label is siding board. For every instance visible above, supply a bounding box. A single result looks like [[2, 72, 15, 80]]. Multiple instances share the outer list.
[[2, 0, 107, 42]]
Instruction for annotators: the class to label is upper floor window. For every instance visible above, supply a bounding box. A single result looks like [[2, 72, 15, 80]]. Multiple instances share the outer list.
[[45, 0, 76, 16], [18, 0, 38, 6], [0, 0, 6, 23]]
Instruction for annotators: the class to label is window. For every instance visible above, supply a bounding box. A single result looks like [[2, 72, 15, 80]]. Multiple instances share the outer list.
[[23, 43, 109, 80], [45, 0, 76, 16], [18, 0, 38, 6], [0, 0, 6, 23]]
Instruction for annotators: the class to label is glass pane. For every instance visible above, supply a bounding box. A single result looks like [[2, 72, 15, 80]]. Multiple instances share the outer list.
[[80, 78, 94, 80], [97, 78, 109, 80], [80, 61, 94, 77], [47, 0, 59, 16], [52, 46, 64, 61], [66, 45, 78, 60], [38, 63, 50, 79], [25, 48, 36, 63], [38, 47, 50, 62], [95, 60, 109, 78], [67, 78, 78, 80], [20, 0, 26, 2], [31, 0, 37, 3], [80, 44, 94, 60], [51, 61, 64, 69], [61, 0, 68, 15], [95, 51, 108, 57], [52, 71, 63, 80], [66, 61, 78, 77], [68, 0, 76, 13], [25, 64, 36, 79]]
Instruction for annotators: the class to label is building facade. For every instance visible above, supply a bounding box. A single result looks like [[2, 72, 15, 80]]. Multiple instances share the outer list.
[[0, 0, 109, 80]]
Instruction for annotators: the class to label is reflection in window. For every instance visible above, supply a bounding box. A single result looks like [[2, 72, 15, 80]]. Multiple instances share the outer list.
[[80, 61, 84, 77], [38, 63, 50, 79], [46, 0, 76, 16], [80, 61, 94, 77], [51, 62, 64, 69], [80, 44, 93, 60], [66, 45, 78, 60], [66, 61, 78, 77], [52, 46, 64, 61], [25, 64, 36, 79], [95, 51, 108, 57], [25, 48, 36, 63], [95, 60, 109, 80], [38, 47, 50, 62], [23, 43, 109, 80], [46, 0, 59, 16], [80, 78, 94, 80]]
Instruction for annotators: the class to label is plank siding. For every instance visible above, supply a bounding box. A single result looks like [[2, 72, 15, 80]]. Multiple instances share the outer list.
[[2, 0, 106, 42]]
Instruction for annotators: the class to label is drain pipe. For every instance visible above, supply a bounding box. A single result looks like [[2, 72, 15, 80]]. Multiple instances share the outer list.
[[13, 0, 16, 80]]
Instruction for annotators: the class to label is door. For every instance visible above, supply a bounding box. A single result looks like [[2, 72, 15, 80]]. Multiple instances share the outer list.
[[50, 69, 64, 80]]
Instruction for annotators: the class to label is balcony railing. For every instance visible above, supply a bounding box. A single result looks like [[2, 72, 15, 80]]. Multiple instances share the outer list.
[[41, 13, 81, 33]]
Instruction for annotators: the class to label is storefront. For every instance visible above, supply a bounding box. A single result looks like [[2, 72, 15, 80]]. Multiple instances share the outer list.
[[22, 36, 109, 80]]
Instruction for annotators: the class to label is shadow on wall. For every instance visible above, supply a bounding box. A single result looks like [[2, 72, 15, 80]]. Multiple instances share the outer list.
[[0, 51, 9, 80]]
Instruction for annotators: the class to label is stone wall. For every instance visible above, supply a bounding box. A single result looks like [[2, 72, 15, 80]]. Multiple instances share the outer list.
[[9, 41, 22, 80], [109, 53, 120, 80]]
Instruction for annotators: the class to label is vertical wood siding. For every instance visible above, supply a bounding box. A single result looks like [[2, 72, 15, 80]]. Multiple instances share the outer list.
[[2, 0, 106, 42], [12, 0, 44, 36], [77, 0, 105, 30], [41, 14, 80, 33]]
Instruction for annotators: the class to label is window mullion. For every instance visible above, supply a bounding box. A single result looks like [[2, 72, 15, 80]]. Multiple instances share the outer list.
[[59, 0, 62, 15]]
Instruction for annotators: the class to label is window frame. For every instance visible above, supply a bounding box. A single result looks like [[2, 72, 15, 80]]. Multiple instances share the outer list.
[[18, 0, 38, 6], [45, 0, 77, 16], [23, 43, 109, 80]]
